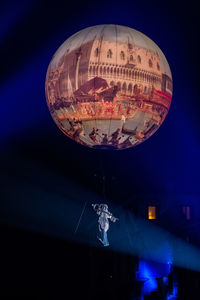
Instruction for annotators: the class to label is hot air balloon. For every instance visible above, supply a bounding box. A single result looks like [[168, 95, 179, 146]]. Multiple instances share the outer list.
[[45, 25, 173, 150]]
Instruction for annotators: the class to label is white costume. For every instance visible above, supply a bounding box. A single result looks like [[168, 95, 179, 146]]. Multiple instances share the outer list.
[[92, 204, 118, 246]]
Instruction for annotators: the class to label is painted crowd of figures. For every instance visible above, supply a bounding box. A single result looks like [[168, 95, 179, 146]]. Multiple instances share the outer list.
[[57, 115, 159, 149]]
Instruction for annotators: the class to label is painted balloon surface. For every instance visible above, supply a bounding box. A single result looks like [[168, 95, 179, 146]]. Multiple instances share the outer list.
[[45, 25, 173, 150]]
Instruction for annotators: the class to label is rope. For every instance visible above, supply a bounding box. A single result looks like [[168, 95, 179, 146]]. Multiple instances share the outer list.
[[74, 200, 88, 234]]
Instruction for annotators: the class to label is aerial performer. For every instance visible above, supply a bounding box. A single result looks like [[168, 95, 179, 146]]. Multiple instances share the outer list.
[[92, 204, 118, 247]]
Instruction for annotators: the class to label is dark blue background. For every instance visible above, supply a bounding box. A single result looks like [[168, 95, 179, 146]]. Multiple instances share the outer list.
[[1, 0, 200, 205], [0, 0, 200, 296]]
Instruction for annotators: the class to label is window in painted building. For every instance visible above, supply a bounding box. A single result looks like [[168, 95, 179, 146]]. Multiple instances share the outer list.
[[107, 49, 112, 58], [120, 51, 125, 60], [94, 48, 99, 57], [149, 59, 153, 67], [137, 55, 141, 63]]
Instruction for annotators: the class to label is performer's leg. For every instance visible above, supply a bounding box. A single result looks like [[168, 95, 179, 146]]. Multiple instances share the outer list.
[[103, 230, 109, 247], [97, 224, 104, 244]]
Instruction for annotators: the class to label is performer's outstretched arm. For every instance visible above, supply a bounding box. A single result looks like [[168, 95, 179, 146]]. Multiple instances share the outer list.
[[92, 204, 99, 212]]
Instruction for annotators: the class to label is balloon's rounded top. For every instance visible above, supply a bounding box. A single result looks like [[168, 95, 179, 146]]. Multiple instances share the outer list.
[[45, 25, 173, 150]]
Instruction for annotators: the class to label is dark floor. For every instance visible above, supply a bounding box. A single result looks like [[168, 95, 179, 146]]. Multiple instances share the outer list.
[[0, 222, 200, 299]]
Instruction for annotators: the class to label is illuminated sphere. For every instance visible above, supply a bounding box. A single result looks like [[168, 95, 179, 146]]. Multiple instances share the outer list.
[[45, 25, 173, 150]]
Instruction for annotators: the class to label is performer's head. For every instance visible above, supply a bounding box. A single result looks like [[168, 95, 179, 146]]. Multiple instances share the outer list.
[[100, 204, 108, 211]]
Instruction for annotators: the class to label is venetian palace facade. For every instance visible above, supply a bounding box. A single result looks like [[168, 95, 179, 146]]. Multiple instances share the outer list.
[[47, 35, 172, 103]]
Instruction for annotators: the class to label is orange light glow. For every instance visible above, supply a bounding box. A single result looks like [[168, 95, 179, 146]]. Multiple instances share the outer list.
[[148, 206, 156, 220]]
